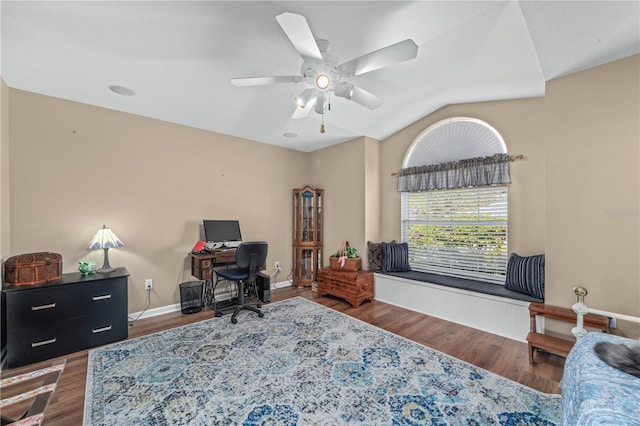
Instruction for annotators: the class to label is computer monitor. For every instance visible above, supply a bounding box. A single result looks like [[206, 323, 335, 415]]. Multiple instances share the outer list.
[[203, 220, 242, 248]]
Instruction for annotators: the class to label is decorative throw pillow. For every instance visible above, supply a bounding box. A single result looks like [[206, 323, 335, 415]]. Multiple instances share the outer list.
[[367, 241, 383, 271], [367, 240, 397, 271], [505, 253, 545, 299], [381, 242, 411, 273]]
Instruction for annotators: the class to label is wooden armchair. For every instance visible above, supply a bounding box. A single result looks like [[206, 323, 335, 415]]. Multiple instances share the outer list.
[[0, 359, 66, 426]]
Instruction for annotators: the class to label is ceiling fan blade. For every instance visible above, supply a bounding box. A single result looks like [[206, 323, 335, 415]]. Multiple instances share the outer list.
[[230, 76, 300, 87], [351, 86, 383, 109], [276, 12, 323, 61], [339, 39, 419, 77], [335, 84, 384, 110], [292, 95, 317, 119]]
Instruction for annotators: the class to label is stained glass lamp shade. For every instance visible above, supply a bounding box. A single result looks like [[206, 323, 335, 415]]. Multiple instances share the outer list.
[[88, 225, 124, 273]]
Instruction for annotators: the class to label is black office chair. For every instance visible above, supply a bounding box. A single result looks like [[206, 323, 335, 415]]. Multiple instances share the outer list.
[[214, 241, 268, 323]]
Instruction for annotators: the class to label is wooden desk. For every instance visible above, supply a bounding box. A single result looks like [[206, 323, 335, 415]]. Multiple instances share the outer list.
[[527, 302, 608, 364], [190, 251, 237, 309], [190, 250, 236, 280]]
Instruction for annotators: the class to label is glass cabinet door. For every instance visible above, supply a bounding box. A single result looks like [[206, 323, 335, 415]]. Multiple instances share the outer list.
[[292, 186, 324, 287], [295, 247, 322, 284], [316, 191, 322, 243], [302, 190, 314, 242]]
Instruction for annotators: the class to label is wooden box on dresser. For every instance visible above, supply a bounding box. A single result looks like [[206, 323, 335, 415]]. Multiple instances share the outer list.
[[1, 268, 129, 368]]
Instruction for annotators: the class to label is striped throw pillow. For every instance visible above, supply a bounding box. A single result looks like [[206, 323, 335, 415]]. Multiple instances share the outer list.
[[381, 242, 411, 273], [505, 253, 545, 299], [367, 240, 397, 271]]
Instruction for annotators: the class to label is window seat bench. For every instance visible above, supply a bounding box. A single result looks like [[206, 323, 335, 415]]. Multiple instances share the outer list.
[[382, 271, 543, 303], [374, 271, 541, 342]]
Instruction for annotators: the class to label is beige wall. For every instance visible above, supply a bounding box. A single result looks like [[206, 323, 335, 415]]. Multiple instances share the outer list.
[[364, 137, 381, 249], [8, 90, 308, 312], [376, 55, 639, 337], [6, 55, 639, 337], [308, 137, 367, 266], [307, 136, 381, 269], [1, 78, 10, 265], [544, 55, 639, 335]]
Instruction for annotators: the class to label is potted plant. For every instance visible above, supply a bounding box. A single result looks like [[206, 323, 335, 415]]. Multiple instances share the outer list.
[[330, 241, 361, 271]]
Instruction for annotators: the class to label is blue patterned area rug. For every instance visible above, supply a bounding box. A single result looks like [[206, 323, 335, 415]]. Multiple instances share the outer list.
[[84, 297, 561, 425]]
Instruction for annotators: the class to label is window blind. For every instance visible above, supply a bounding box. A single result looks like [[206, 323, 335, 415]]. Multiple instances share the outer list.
[[401, 185, 508, 284]]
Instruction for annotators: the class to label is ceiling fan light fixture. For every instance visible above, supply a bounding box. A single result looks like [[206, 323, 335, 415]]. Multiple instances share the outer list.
[[315, 73, 331, 91], [334, 82, 353, 100], [294, 88, 314, 108], [314, 94, 328, 114]]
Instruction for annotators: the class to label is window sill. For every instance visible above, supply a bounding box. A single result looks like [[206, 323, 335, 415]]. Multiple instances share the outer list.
[[377, 270, 543, 303]]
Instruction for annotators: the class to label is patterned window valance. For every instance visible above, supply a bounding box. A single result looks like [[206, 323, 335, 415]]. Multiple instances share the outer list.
[[397, 153, 511, 192]]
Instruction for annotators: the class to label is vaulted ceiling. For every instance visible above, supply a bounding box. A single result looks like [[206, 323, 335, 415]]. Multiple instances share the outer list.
[[2, 1, 639, 152]]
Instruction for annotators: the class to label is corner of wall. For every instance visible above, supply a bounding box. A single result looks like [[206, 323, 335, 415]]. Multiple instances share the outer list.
[[363, 138, 381, 264], [308, 137, 368, 267], [0, 78, 10, 264]]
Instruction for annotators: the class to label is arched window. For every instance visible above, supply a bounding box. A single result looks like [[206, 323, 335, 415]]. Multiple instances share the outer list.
[[399, 117, 510, 284]]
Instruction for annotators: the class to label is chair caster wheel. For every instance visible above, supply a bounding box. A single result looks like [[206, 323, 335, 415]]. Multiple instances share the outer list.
[[231, 317, 238, 324], [257, 303, 261, 308], [258, 312, 264, 318], [215, 312, 222, 317]]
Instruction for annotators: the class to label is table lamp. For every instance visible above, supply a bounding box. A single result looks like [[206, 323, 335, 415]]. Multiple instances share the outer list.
[[88, 225, 124, 273]]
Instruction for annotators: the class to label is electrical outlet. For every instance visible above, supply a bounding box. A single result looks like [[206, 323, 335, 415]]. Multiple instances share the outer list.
[[275, 261, 281, 271], [608, 317, 617, 329], [145, 279, 153, 290]]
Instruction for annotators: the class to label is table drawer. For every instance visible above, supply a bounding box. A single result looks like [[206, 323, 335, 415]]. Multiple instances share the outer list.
[[201, 269, 212, 280], [5, 312, 127, 368], [4, 285, 81, 328], [5, 318, 86, 368], [86, 312, 128, 347], [193, 265, 212, 280], [82, 278, 127, 315], [4, 277, 127, 329]]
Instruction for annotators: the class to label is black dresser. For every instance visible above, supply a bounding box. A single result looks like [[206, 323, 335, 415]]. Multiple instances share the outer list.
[[1, 268, 129, 368]]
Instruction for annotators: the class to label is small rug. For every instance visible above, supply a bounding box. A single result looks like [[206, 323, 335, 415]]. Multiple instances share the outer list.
[[84, 297, 561, 425]]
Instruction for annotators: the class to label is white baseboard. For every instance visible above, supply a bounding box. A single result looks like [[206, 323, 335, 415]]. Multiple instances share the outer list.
[[272, 280, 292, 289], [128, 280, 293, 321], [374, 273, 530, 342], [129, 303, 182, 321]]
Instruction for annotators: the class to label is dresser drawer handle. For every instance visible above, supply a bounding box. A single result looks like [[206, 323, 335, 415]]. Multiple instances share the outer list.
[[92, 294, 112, 301], [32, 338, 56, 347], [92, 325, 112, 334], [31, 303, 56, 311]]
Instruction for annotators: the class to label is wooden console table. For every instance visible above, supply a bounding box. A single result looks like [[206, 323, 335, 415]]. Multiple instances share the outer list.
[[190, 250, 236, 281], [317, 268, 373, 308], [527, 302, 608, 364], [190, 250, 236, 308]]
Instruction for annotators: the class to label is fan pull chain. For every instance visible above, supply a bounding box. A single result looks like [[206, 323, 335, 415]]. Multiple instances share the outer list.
[[320, 92, 330, 133]]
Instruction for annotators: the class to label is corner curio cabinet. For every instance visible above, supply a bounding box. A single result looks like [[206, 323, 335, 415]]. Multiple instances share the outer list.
[[292, 185, 323, 287]]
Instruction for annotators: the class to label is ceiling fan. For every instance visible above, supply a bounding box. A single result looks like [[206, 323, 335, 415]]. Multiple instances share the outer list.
[[231, 12, 419, 124]]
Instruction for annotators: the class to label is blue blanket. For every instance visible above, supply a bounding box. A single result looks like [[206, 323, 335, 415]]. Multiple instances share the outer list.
[[560, 332, 640, 425]]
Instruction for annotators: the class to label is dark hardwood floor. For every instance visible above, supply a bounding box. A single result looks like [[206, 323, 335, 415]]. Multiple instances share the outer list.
[[1, 286, 565, 425]]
